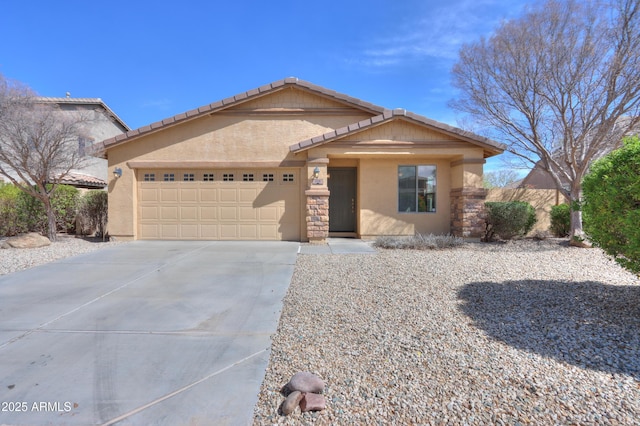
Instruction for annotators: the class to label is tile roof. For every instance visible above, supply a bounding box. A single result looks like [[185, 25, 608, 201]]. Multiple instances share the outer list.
[[36, 97, 130, 131], [57, 172, 107, 189], [92, 77, 387, 157], [91, 78, 504, 157], [289, 108, 505, 155]]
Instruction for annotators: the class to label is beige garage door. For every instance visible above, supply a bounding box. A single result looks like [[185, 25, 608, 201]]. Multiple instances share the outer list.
[[137, 169, 300, 240]]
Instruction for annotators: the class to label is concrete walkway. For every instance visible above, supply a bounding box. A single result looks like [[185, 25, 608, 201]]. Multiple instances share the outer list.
[[298, 238, 377, 254], [0, 241, 299, 426]]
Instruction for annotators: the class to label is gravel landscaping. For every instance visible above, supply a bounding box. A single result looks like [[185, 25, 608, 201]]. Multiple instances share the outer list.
[[0, 235, 123, 275], [253, 239, 640, 425], [3, 236, 639, 424]]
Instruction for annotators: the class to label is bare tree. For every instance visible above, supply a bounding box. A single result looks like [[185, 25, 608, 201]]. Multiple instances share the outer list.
[[451, 0, 640, 245], [483, 169, 520, 188], [0, 74, 88, 241]]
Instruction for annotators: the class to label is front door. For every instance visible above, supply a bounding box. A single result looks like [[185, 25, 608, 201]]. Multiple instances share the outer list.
[[328, 167, 357, 233]]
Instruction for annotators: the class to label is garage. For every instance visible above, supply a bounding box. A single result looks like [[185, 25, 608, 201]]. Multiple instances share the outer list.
[[137, 169, 300, 240]]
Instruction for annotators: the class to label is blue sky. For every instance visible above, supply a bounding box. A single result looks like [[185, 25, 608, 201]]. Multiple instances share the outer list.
[[0, 0, 528, 172]]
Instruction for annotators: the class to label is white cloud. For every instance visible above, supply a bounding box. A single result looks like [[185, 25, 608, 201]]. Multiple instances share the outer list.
[[141, 98, 172, 110], [352, 0, 525, 69]]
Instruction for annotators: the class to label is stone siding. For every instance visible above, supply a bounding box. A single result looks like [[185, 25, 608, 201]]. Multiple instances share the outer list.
[[450, 188, 487, 238]]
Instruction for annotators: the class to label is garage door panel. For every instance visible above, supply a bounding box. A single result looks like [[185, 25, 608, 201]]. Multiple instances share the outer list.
[[259, 224, 278, 239], [161, 224, 179, 238], [161, 206, 179, 220], [219, 188, 237, 202], [239, 225, 258, 239], [200, 224, 218, 238], [180, 188, 198, 202], [138, 169, 299, 240], [219, 206, 237, 220], [180, 206, 198, 221], [239, 188, 259, 202], [180, 224, 199, 238], [140, 206, 159, 220], [160, 188, 179, 202], [140, 188, 158, 202], [200, 188, 217, 202], [239, 206, 257, 221], [259, 206, 278, 221], [140, 224, 159, 239], [200, 206, 217, 220], [220, 224, 238, 239]]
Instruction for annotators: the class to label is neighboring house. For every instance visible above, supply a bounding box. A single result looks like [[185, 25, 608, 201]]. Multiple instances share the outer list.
[[35, 96, 130, 189], [94, 78, 504, 242]]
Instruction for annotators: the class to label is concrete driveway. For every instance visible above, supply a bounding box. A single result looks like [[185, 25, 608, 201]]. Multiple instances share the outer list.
[[0, 241, 299, 426]]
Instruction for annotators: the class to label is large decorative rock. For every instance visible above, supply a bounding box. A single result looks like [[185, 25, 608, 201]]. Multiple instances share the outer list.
[[280, 390, 303, 415], [4, 233, 51, 249], [300, 392, 326, 412], [287, 371, 325, 394]]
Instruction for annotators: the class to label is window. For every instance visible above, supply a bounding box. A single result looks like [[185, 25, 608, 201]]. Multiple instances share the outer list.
[[282, 173, 294, 182], [144, 173, 155, 182], [183, 173, 195, 181], [78, 137, 87, 157], [223, 173, 234, 181], [398, 165, 436, 213], [203, 173, 214, 181], [164, 173, 175, 182], [263, 173, 274, 182], [243, 173, 254, 181]]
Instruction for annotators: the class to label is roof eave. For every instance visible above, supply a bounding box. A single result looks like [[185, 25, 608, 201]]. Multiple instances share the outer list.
[[98, 77, 388, 154]]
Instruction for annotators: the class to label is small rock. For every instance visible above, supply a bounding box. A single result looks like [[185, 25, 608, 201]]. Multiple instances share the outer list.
[[5, 233, 51, 249], [300, 393, 326, 412], [287, 371, 325, 394], [281, 390, 303, 415]]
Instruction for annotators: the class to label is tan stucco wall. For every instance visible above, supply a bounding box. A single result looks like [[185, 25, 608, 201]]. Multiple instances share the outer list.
[[358, 158, 452, 237], [107, 100, 372, 239], [105, 87, 497, 241]]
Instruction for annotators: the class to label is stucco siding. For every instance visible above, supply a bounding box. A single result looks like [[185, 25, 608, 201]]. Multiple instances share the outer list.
[[358, 158, 452, 237]]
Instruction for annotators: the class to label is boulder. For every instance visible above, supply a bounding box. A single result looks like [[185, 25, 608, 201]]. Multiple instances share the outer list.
[[287, 371, 325, 394], [300, 392, 326, 412], [4, 233, 51, 249], [280, 390, 303, 415]]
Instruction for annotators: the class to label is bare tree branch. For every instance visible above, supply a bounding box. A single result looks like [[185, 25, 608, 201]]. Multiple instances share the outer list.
[[450, 0, 640, 242], [0, 73, 90, 240]]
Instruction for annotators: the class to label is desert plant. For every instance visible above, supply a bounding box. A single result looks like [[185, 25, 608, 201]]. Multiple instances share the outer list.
[[583, 136, 640, 275], [549, 204, 571, 237], [374, 233, 464, 250], [16, 184, 79, 235], [483, 201, 537, 241], [0, 182, 26, 236], [79, 190, 108, 240]]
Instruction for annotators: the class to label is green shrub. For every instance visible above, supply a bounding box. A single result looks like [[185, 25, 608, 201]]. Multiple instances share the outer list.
[[549, 203, 571, 237], [583, 136, 640, 275], [0, 182, 27, 237], [79, 190, 108, 240], [483, 201, 537, 241], [15, 184, 79, 235], [374, 233, 464, 250]]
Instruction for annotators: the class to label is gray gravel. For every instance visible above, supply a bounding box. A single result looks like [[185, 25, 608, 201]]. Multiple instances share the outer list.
[[0, 235, 123, 275], [253, 239, 640, 425]]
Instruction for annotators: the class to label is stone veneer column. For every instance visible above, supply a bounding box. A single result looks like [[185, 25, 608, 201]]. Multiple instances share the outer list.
[[305, 189, 330, 243], [450, 188, 487, 238]]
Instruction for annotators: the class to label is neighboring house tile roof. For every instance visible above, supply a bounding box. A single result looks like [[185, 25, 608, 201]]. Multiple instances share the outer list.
[[56, 172, 107, 189], [289, 108, 505, 156], [35, 96, 130, 131]]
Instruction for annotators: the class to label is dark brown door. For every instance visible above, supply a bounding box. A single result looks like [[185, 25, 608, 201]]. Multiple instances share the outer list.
[[328, 167, 356, 233]]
